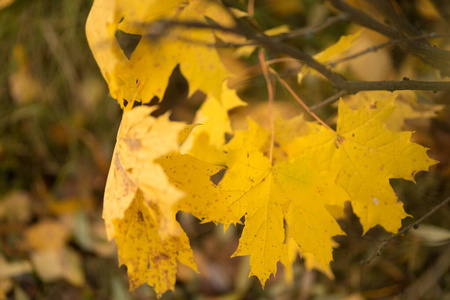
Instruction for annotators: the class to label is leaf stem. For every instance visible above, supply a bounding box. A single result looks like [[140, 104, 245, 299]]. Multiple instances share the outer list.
[[272, 70, 335, 132], [258, 49, 275, 163]]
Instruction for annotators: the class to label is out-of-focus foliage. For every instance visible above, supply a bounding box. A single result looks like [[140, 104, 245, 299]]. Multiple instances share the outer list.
[[1, 0, 450, 300], [0, 0, 122, 298]]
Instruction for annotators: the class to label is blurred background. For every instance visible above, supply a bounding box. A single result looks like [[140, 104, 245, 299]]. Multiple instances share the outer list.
[[0, 0, 449, 299]]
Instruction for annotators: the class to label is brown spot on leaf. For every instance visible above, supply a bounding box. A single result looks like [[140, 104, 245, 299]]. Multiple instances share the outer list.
[[124, 137, 141, 150], [153, 253, 170, 263], [335, 135, 345, 149], [137, 210, 144, 222]]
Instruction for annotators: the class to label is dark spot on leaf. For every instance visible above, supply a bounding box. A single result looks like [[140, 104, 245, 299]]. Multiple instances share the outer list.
[[137, 210, 144, 222], [335, 135, 345, 148]]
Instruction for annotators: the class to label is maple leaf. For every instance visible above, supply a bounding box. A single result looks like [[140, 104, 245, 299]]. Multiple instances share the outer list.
[[157, 153, 238, 226], [86, 0, 236, 107], [113, 189, 197, 295], [180, 82, 246, 165], [284, 235, 335, 283], [103, 107, 198, 294], [85, 0, 131, 106], [103, 106, 185, 239], [286, 98, 437, 233], [298, 30, 361, 83], [342, 91, 443, 132], [217, 120, 348, 285]]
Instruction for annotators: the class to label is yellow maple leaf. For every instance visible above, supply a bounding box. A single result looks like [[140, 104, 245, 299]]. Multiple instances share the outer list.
[[181, 82, 246, 165], [218, 121, 348, 285], [103, 106, 185, 239], [314, 30, 362, 63], [113, 190, 197, 295], [158, 153, 238, 226], [298, 30, 361, 83], [284, 235, 335, 283], [85, 0, 132, 106], [286, 98, 437, 233], [342, 91, 443, 132], [86, 0, 236, 107]]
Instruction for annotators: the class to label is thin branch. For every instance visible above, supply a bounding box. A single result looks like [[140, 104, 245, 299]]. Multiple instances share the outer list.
[[331, 33, 450, 66], [342, 79, 450, 93], [272, 14, 349, 41], [266, 57, 299, 66], [166, 14, 349, 47], [310, 90, 348, 111], [328, 0, 399, 38], [165, 36, 260, 48], [367, 0, 424, 38], [258, 49, 275, 163], [149, 19, 347, 88], [247, 0, 255, 17], [147, 19, 450, 95], [362, 196, 450, 265], [272, 70, 335, 132], [328, 0, 450, 76]]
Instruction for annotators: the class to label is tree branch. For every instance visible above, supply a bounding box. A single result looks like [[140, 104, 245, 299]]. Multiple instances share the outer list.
[[362, 196, 450, 265], [310, 90, 349, 111], [149, 18, 450, 97], [342, 79, 450, 93], [272, 14, 349, 41], [331, 33, 450, 66], [328, 0, 450, 76]]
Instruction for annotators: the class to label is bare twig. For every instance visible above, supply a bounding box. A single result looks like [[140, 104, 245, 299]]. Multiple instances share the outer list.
[[146, 19, 347, 87], [362, 196, 450, 265], [310, 90, 348, 111], [258, 50, 275, 163], [331, 33, 450, 66], [367, 0, 424, 38], [328, 0, 399, 38], [328, 0, 450, 76], [168, 14, 349, 47], [271, 70, 335, 132], [272, 14, 349, 41], [247, 0, 255, 17], [342, 80, 450, 93], [266, 57, 299, 66], [146, 18, 450, 96]]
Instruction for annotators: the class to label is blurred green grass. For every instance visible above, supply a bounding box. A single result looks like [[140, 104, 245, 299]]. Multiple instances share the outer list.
[[0, 0, 120, 195], [0, 1, 124, 298]]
